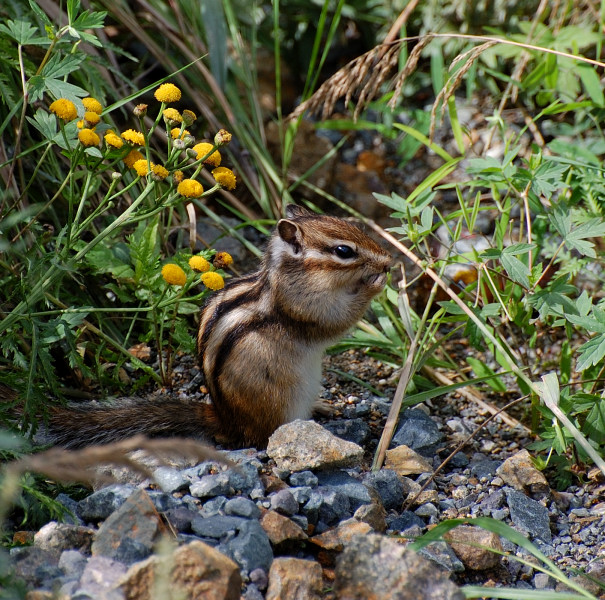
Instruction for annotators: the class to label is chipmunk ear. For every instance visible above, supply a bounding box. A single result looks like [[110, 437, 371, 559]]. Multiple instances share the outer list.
[[285, 204, 314, 219], [277, 218, 303, 254]]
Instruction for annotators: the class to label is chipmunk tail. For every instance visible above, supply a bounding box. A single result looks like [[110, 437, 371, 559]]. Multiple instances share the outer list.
[[46, 397, 221, 449]]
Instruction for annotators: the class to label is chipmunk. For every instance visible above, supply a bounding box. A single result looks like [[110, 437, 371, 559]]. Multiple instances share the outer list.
[[47, 204, 391, 449]]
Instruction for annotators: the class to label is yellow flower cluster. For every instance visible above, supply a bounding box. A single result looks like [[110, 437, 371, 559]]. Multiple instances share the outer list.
[[161, 263, 187, 286], [201, 272, 224, 290], [154, 83, 181, 103], [212, 167, 236, 190], [162, 252, 230, 290], [193, 142, 221, 166], [163, 108, 182, 123], [105, 131, 124, 149], [49, 99, 78, 122], [189, 255, 211, 272], [78, 129, 100, 147], [123, 149, 144, 168], [121, 129, 145, 146], [171, 128, 191, 140], [133, 159, 150, 177], [82, 97, 103, 114], [46, 87, 237, 204], [152, 164, 169, 180], [177, 179, 204, 198]]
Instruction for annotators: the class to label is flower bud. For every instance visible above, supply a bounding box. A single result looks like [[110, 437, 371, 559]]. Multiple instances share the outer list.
[[214, 129, 232, 147], [133, 104, 148, 118]]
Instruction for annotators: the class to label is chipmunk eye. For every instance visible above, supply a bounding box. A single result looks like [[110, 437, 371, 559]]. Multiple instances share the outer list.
[[333, 245, 356, 259]]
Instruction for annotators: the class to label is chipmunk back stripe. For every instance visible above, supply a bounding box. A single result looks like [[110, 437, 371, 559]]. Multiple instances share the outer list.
[[198, 272, 264, 353], [206, 316, 272, 420]]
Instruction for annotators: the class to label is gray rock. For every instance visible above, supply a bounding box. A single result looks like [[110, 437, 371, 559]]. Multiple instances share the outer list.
[[34, 521, 95, 554], [270, 489, 299, 516], [419, 541, 465, 572], [190, 472, 234, 499], [146, 490, 180, 512], [391, 409, 444, 456], [200, 495, 228, 517], [191, 515, 247, 539], [506, 489, 552, 543], [9, 546, 60, 588], [387, 511, 425, 533], [164, 506, 198, 532], [290, 486, 313, 504], [470, 458, 502, 479], [477, 488, 506, 514], [364, 469, 404, 510], [289, 471, 318, 488], [267, 420, 364, 472], [55, 493, 84, 525], [450, 452, 469, 468], [217, 519, 274, 573], [59, 550, 88, 579], [316, 471, 373, 511], [415, 503, 440, 521], [153, 466, 187, 493], [91, 489, 162, 565], [226, 462, 265, 496], [224, 496, 261, 519], [250, 567, 269, 590], [324, 418, 371, 445], [316, 487, 352, 525], [76, 555, 127, 600], [77, 484, 136, 521], [334, 532, 464, 599]]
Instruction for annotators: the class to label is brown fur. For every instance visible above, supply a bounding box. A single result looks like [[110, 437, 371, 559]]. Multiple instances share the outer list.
[[46, 205, 391, 449]]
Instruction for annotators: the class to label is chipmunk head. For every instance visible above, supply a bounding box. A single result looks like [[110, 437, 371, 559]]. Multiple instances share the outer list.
[[266, 204, 391, 331]]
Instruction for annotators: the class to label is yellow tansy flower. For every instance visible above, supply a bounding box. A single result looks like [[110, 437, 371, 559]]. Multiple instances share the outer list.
[[177, 179, 204, 198], [133, 159, 151, 176], [78, 128, 100, 147], [82, 97, 103, 114], [154, 83, 182, 103], [201, 271, 224, 291], [121, 129, 145, 145], [173, 170, 184, 184], [163, 108, 182, 123], [151, 164, 169, 180], [49, 98, 78, 122], [105, 131, 124, 149], [171, 128, 191, 140], [211, 167, 236, 191], [192, 142, 221, 166], [83, 111, 100, 127], [123, 149, 145, 168], [189, 255, 211, 272], [213, 251, 233, 269], [161, 263, 187, 286]]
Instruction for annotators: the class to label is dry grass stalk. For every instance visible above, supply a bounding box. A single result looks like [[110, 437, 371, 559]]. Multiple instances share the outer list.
[[387, 35, 434, 111], [3, 435, 231, 485], [428, 40, 498, 142], [289, 41, 403, 121]]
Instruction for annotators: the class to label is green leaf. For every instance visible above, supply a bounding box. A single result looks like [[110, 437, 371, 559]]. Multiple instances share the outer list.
[[41, 53, 86, 80], [0, 19, 43, 45], [577, 63, 605, 107], [466, 357, 507, 392], [575, 334, 605, 371], [527, 276, 577, 319], [501, 246, 531, 288], [85, 245, 135, 280], [26, 109, 57, 142]]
